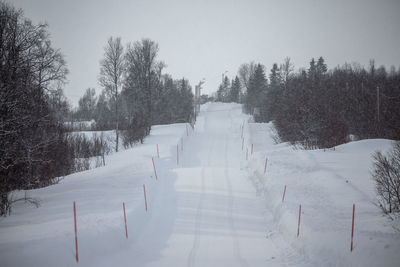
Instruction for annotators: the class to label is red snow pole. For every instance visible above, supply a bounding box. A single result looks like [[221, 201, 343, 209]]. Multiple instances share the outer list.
[[123, 202, 128, 238], [242, 138, 244, 151], [251, 144, 254, 155], [181, 137, 183, 151], [297, 204, 301, 237], [282, 185, 287, 202], [246, 147, 248, 160], [177, 144, 179, 165], [264, 157, 268, 174], [351, 204, 355, 252], [152, 157, 158, 180], [156, 144, 159, 158], [73, 201, 79, 263], [143, 184, 148, 212]]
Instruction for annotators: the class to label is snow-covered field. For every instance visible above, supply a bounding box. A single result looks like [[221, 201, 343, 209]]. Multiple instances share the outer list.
[[1, 102, 399, 266]]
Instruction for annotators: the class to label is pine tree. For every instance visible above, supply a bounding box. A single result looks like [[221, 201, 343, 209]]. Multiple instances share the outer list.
[[217, 76, 231, 102], [308, 58, 317, 81], [245, 64, 267, 115], [230, 76, 240, 103], [316, 57, 327, 75], [269, 63, 281, 90]]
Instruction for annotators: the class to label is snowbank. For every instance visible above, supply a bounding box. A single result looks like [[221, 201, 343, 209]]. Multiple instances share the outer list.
[[244, 121, 400, 266]]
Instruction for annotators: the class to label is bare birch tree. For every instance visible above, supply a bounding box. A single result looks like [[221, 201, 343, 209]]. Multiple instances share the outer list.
[[99, 37, 124, 152]]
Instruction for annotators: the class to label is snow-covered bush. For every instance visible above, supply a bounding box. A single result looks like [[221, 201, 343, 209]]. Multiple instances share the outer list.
[[67, 133, 110, 171], [372, 142, 400, 213]]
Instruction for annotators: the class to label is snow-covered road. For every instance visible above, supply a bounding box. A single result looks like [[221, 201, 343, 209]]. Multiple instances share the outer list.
[[126, 103, 306, 266], [1, 102, 399, 266]]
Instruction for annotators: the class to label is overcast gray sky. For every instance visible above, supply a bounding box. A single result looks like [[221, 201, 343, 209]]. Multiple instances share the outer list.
[[11, 0, 400, 106]]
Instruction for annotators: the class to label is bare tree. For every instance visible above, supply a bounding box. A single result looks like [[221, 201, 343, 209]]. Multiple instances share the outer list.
[[1, 1, 72, 215], [99, 37, 125, 152], [280, 57, 294, 84], [238, 62, 256, 91], [372, 142, 400, 213], [77, 88, 97, 120]]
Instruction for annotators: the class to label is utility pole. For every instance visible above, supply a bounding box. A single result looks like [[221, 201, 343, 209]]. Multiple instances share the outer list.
[[194, 79, 205, 118], [376, 86, 380, 136], [376, 86, 380, 123]]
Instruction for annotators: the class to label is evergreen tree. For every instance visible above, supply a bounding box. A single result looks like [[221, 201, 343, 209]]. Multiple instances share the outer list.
[[316, 56, 327, 75], [230, 76, 240, 103], [308, 58, 317, 81], [245, 64, 267, 116], [269, 63, 281, 90], [217, 76, 231, 102]]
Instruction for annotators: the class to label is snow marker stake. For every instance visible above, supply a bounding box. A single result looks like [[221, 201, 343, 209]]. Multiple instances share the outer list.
[[351, 204, 355, 252], [73, 201, 79, 263], [251, 144, 254, 155], [297, 204, 301, 237], [177, 144, 179, 165], [123, 202, 128, 238], [156, 144, 159, 158], [282, 185, 287, 202], [152, 157, 158, 180], [143, 184, 148, 212], [242, 138, 244, 151], [181, 137, 183, 151], [246, 147, 248, 160], [264, 157, 268, 174]]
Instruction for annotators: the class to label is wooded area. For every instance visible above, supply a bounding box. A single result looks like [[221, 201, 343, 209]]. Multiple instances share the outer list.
[[0, 2, 194, 215]]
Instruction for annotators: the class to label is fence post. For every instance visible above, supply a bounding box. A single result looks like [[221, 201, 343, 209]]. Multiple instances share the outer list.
[[282, 185, 287, 202], [264, 157, 268, 174], [351, 204, 355, 252], [123, 202, 128, 238], [143, 184, 148, 212], [297, 204, 301, 237], [152, 157, 158, 180], [177, 144, 179, 165], [73, 201, 79, 263]]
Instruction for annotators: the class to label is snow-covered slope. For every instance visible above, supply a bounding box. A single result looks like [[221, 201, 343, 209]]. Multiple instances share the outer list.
[[245, 121, 400, 266], [1, 102, 399, 266]]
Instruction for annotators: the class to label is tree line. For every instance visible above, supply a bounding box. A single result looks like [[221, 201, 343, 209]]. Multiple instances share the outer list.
[[219, 58, 400, 213], [220, 58, 400, 149], [0, 1, 194, 215], [74, 38, 194, 150], [0, 2, 72, 215]]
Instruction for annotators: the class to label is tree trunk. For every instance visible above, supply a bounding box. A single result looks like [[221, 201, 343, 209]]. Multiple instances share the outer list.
[[115, 82, 119, 152]]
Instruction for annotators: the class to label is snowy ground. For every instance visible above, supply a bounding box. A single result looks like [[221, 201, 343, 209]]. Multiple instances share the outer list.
[[1, 102, 399, 266]]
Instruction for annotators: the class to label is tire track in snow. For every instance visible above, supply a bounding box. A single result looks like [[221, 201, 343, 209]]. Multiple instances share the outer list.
[[225, 106, 248, 267], [187, 166, 205, 267], [224, 133, 249, 267], [187, 112, 214, 267]]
